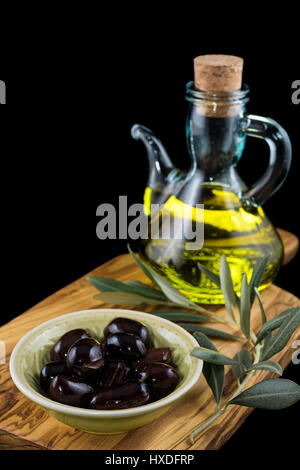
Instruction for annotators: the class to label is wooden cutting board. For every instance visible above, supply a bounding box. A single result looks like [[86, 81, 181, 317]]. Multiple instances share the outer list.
[[0, 228, 299, 450]]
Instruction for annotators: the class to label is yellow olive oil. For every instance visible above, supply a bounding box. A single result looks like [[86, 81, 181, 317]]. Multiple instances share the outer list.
[[139, 184, 283, 304]]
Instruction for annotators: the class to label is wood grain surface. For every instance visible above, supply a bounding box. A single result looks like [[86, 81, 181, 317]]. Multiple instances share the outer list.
[[0, 228, 299, 450]]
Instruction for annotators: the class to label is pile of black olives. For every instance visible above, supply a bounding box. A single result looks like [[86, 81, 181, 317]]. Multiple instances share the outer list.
[[40, 317, 180, 410]]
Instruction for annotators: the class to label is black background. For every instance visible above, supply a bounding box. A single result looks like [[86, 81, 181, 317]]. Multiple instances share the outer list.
[[1, 13, 299, 452]]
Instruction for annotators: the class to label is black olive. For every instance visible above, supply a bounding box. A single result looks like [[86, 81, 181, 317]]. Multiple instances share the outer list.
[[135, 362, 179, 401], [133, 348, 173, 368], [50, 329, 90, 362], [49, 375, 94, 407], [104, 317, 153, 348], [40, 361, 71, 392], [66, 338, 105, 377], [90, 382, 150, 410], [99, 360, 131, 389], [105, 333, 147, 360]]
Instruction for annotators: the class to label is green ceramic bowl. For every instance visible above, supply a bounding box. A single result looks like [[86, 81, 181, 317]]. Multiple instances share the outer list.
[[10, 309, 203, 434]]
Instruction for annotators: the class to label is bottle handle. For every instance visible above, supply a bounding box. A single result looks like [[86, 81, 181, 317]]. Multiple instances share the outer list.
[[241, 114, 292, 205]]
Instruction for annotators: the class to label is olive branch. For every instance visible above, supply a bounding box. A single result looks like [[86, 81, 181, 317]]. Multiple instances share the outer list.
[[87, 247, 300, 442]]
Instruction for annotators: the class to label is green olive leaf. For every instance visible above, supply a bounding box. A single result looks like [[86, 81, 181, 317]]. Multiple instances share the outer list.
[[261, 331, 273, 357], [256, 308, 298, 345], [128, 246, 212, 314], [197, 261, 240, 309], [127, 245, 162, 289], [231, 348, 253, 380], [148, 272, 200, 309], [191, 347, 239, 366], [178, 323, 243, 340], [249, 256, 269, 306], [254, 287, 267, 325], [150, 310, 214, 323], [124, 280, 167, 300], [261, 309, 300, 360], [246, 360, 282, 376], [197, 262, 221, 288], [146, 269, 213, 315], [220, 255, 236, 322], [193, 331, 225, 404], [240, 273, 251, 339], [93, 292, 173, 307], [229, 379, 300, 409], [88, 276, 166, 300]]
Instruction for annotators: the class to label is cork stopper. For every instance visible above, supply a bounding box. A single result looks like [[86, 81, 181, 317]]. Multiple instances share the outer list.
[[194, 54, 243, 91]]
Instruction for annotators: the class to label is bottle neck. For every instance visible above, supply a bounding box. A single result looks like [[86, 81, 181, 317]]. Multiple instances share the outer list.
[[185, 82, 249, 179]]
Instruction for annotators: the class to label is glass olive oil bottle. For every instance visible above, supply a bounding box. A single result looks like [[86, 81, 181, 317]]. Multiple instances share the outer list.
[[132, 55, 291, 304]]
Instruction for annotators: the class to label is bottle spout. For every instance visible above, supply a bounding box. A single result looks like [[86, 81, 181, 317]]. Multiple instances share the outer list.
[[131, 124, 153, 141], [131, 124, 187, 212], [131, 124, 175, 186]]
